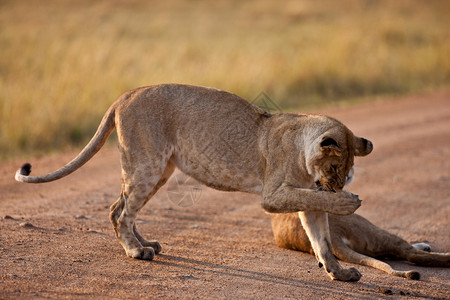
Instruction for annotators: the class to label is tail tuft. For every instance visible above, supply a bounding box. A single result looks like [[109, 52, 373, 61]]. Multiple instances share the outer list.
[[20, 163, 32, 176]]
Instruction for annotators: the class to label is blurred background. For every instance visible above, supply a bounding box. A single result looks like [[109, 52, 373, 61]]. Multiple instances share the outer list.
[[1, 0, 449, 159]]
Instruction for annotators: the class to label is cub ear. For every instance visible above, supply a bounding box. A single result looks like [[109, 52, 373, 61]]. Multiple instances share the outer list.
[[354, 136, 373, 156], [320, 137, 342, 157]]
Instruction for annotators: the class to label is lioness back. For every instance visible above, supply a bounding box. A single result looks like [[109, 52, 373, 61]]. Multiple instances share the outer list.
[[115, 84, 270, 192]]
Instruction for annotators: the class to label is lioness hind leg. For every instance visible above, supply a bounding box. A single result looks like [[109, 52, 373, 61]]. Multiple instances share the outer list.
[[132, 162, 175, 255], [299, 211, 361, 282], [110, 159, 175, 260], [133, 224, 162, 254]]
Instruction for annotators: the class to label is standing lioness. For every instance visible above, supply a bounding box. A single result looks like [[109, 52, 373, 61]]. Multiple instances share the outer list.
[[15, 84, 372, 281]]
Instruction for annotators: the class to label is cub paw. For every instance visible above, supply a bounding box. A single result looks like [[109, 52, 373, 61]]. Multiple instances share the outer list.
[[328, 191, 361, 216], [406, 270, 420, 280], [127, 247, 155, 260], [412, 242, 431, 252], [330, 267, 362, 282]]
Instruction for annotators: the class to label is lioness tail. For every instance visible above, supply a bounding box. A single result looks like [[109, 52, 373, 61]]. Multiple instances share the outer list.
[[14, 106, 116, 183]]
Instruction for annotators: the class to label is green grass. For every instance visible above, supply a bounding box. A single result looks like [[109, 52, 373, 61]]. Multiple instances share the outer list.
[[1, 0, 449, 159]]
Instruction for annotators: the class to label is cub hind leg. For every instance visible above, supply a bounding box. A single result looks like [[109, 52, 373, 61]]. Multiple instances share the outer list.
[[399, 243, 450, 267], [411, 242, 431, 252], [331, 238, 420, 280], [376, 234, 450, 268], [110, 153, 175, 260]]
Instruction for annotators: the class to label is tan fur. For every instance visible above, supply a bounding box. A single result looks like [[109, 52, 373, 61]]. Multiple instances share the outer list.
[[15, 84, 372, 281], [271, 213, 450, 280]]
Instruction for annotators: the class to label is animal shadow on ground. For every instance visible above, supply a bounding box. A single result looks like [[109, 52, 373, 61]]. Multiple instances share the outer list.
[[152, 254, 424, 297]]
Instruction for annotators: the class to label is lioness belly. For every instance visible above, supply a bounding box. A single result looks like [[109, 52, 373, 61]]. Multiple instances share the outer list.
[[171, 149, 262, 194]]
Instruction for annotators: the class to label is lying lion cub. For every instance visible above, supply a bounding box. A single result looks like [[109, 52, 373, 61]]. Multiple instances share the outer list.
[[15, 84, 373, 281], [271, 212, 450, 280]]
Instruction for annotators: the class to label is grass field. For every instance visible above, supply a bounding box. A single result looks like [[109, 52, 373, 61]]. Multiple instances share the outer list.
[[1, 0, 449, 159]]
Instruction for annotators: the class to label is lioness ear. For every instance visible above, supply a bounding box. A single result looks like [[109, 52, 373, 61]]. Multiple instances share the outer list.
[[320, 137, 342, 157], [354, 136, 373, 156]]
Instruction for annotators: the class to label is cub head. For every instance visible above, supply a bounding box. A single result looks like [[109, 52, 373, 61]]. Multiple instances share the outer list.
[[305, 119, 373, 192]]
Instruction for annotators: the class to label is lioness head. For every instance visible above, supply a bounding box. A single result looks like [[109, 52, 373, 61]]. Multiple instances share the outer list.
[[305, 118, 373, 192]]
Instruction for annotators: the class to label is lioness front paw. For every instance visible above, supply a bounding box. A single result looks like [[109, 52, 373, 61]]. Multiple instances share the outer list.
[[330, 267, 362, 282], [328, 191, 361, 216], [127, 247, 155, 260]]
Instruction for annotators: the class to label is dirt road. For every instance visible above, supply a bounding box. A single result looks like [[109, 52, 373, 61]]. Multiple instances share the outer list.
[[1, 92, 449, 299]]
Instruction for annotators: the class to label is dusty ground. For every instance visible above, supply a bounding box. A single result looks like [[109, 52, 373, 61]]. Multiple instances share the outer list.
[[1, 92, 449, 299]]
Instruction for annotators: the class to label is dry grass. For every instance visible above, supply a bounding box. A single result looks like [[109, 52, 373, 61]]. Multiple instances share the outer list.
[[1, 0, 449, 159]]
